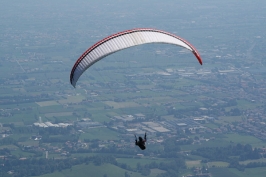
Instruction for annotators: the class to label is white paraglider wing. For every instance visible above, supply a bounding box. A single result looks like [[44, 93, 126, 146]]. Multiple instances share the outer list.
[[70, 28, 202, 87]]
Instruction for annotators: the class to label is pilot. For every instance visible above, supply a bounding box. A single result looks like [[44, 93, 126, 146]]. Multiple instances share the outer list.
[[135, 132, 147, 150]]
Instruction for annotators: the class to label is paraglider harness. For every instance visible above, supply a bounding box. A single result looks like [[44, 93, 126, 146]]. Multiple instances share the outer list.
[[135, 132, 147, 150]]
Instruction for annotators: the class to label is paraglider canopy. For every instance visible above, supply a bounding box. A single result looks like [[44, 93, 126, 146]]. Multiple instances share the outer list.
[[70, 28, 202, 87]]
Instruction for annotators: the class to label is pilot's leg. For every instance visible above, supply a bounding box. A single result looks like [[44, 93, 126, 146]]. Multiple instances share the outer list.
[[144, 132, 147, 142]]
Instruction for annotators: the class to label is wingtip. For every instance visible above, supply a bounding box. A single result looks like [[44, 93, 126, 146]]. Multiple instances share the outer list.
[[71, 83, 76, 88], [193, 52, 203, 65], [199, 60, 203, 65], [70, 79, 76, 88]]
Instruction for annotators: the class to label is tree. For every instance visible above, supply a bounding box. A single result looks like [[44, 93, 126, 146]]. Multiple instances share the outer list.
[[125, 171, 130, 177]]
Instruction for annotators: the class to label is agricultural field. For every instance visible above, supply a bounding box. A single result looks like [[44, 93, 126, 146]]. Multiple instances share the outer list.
[[207, 161, 229, 168], [79, 128, 120, 141], [37, 163, 145, 177], [224, 134, 266, 147], [209, 167, 266, 177], [186, 160, 202, 168]]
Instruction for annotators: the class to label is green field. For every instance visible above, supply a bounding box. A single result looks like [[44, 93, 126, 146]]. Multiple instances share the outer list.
[[79, 127, 120, 141], [217, 116, 243, 123], [209, 168, 241, 177], [58, 95, 85, 104], [186, 160, 202, 168], [239, 158, 266, 165], [149, 168, 166, 177], [208, 161, 229, 168], [224, 133, 266, 147], [104, 101, 140, 109], [35, 163, 149, 177], [36, 101, 60, 107], [210, 167, 266, 177], [44, 112, 73, 118], [116, 157, 170, 168], [180, 139, 231, 151], [204, 123, 219, 129], [11, 148, 36, 158]]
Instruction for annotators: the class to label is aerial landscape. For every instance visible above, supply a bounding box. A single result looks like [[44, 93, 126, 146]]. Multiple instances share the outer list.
[[1, 0, 266, 177]]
